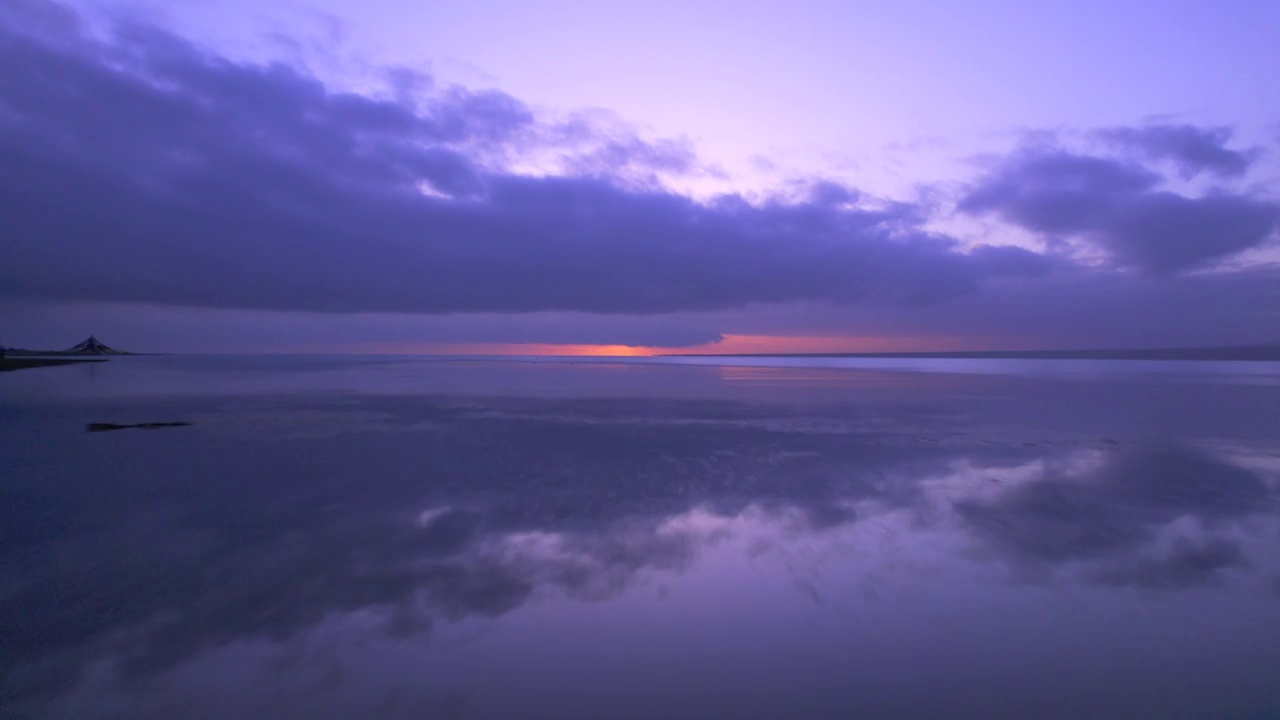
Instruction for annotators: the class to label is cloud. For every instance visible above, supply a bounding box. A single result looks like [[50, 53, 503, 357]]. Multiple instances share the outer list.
[[2, 1, 1278, 352], [650, 266, 1280, 352], [0, 1, 1051, 318], [1097, 124, 1259, 179], [1091, 536, 1247, 589], [959, 147, 1280, 273], [538, 108, 708, 185]]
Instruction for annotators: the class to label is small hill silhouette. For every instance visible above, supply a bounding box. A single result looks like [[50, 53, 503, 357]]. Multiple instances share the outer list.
[[63, 335, 127, 355], [3, 336, 134, 357]]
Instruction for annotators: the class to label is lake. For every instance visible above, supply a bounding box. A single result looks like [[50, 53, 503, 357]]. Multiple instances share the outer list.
[[2, 355, 1279, 719]]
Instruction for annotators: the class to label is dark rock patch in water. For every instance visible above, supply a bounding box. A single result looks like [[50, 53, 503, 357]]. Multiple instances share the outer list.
[[86, 422, 193, 432]]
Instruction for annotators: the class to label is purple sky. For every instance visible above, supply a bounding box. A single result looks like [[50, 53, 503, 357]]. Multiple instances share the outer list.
[[2, 0, 1278, 353]]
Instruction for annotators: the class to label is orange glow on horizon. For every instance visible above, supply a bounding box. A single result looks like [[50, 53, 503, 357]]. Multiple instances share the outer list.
[[338, 334, 982, 356], [340, 342, 659, 356], [672, 334, 957, 354]]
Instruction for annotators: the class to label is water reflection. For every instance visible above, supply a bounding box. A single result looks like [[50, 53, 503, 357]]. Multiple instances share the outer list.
[[2, 360, 1279, 718], [952, 446, 1275, 585]]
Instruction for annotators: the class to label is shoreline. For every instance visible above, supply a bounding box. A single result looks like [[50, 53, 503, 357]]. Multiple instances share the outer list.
[[0, 358, 108, 372]]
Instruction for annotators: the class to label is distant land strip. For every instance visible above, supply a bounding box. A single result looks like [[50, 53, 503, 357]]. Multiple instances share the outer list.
[[0, 358, 107, 372], [663, 344, 1280, 361]]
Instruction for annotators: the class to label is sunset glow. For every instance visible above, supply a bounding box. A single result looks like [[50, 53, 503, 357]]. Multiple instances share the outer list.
[[339, 342, 661, 356], [337, 334, 991, 356], [669, 334, 984, 355]]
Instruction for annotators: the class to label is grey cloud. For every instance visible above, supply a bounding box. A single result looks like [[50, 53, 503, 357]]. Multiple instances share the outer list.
[[1103, 192, 1279, 272], [561, 135, 701, 185], [0, 2, 1049, 317], [1092, 536, 1247, 589], [544, 109, 705, 183], [960, 152, 1161, 232], [0, 0, 78, 42], [680, 265, 1280, 352], [2, 1, 1278, 350], [959, 148, 1280, 273], [1098, 124, 1259, 179]]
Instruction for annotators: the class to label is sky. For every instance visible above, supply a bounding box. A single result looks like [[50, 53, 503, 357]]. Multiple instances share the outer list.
[[1, 0, 1278, 354]]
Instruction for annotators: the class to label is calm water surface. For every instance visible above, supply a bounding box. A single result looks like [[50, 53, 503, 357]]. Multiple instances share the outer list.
[[2, 355, 1279, 719]]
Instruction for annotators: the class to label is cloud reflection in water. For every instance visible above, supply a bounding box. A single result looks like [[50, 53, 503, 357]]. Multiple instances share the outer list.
[[2, 372, 1279, 718]]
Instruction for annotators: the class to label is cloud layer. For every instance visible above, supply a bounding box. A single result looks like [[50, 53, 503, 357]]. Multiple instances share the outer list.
[[0, 0, 1277, 349], [959, 145, 1278, 274], [0, 2, 1050, 316]]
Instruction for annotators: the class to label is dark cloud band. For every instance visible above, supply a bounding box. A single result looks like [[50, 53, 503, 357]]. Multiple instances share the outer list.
[[1, 2, 1048, 315]]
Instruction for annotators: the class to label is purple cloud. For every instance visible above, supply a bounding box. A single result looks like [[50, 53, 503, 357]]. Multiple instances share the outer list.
[[959, 147, 1279, 273], [1097, 124, 1260, 179], [0, 1, 1050, 317], [0, 1, 1277, 350]]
